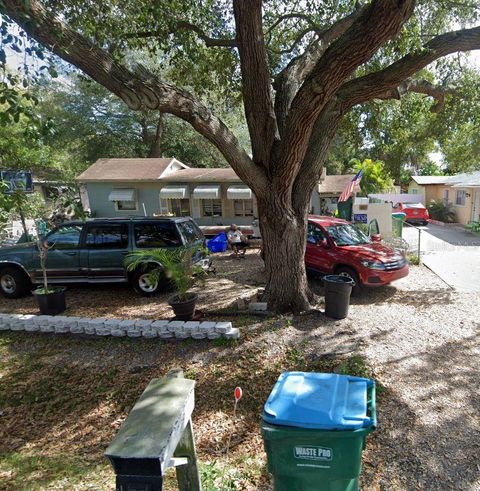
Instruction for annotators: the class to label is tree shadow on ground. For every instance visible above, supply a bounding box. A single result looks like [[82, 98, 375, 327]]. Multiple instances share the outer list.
[[360, 333, 480, 490]]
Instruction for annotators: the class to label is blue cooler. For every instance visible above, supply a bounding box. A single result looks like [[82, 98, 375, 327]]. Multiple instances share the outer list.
[[207, 232, 228, 253]]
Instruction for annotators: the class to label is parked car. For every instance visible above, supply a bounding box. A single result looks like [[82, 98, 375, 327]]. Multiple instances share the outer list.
[[305, 216, 408, 294], [0, 217, 210, 299], [392, 202, 429, 226]]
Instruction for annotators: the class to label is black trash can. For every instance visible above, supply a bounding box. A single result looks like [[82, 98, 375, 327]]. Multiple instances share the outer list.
[[324, 275, 353, 319]]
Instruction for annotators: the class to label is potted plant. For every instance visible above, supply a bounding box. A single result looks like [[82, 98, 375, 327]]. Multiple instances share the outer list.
[[32, 238, 67, 315], [126, 247, 206, 320]]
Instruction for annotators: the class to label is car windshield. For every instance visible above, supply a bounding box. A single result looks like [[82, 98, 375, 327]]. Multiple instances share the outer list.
[[326, 224, 370, 246]]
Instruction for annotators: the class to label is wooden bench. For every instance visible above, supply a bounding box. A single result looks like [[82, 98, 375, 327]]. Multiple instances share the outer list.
[[105, 369, 201, 491]]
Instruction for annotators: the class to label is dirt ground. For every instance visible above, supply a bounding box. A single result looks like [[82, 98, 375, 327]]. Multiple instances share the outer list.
[[0, 251, 479, 490]]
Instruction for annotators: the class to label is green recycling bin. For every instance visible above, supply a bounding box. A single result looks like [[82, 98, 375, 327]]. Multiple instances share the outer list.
[[262, 372, 376, 491]]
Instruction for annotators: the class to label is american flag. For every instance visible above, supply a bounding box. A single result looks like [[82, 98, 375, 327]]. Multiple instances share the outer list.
[[338, 169, 364, 202]]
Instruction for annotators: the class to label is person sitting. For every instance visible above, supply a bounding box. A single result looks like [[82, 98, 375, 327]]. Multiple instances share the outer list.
[[227, 224, 248, 258]]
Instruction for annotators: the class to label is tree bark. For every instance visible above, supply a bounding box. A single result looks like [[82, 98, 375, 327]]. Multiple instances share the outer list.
[[257, 184, 313, 313], [148, 112, 164, 158]]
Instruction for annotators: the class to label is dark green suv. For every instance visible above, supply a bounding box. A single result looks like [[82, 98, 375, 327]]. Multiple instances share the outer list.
[[0, 217, 210, 298]]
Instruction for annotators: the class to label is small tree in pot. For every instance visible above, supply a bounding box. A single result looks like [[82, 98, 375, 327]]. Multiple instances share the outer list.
[[126, 247, 206, 320], [32, 238, 67, 315]]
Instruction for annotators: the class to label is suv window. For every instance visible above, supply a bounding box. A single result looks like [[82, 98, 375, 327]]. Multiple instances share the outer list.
[[134, 222, 182, 248], [177, 220, 204, 244], [307, 223, 326, 243], [86, 224, 128, 249], [46, 225, 83, 249]]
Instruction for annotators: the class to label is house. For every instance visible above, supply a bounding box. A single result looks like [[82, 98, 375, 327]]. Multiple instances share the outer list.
[[77, 158, 353, 229], [408, 172, 480, 224], [314, 173, 355, 213]]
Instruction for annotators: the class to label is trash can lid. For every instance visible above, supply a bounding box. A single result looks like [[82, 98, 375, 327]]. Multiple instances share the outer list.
[[262, 372, 375, 430]]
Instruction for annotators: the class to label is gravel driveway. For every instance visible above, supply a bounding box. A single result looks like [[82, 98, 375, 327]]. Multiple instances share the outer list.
[[307, 268, 480, 490]]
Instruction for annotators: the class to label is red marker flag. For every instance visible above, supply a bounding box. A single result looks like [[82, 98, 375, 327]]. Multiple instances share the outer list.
[[234, 387, 243, 402]]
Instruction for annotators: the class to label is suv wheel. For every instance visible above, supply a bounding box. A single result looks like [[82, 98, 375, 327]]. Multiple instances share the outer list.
[[0, 266, 31, 299], [131, 267, 168, 296], [335, 267, 361, 297]]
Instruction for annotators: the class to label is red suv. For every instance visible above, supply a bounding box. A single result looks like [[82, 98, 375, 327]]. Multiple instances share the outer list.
[[305, 216, 409, 294]]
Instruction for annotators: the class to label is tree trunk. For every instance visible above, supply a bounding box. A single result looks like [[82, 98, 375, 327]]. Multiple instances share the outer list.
[[258, 191, 312, 313], [148, 112, 164, 158]]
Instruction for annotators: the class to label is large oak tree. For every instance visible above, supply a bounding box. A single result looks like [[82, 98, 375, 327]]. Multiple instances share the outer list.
[[1, 0, 479, 312]]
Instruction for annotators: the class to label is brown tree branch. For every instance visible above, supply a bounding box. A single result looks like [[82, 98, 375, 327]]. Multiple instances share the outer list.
[[0, 0, 261, 187], [337, 26, 480, 109], [125, 21, 236, 48], [375, 79, 455, 112], [277, 0, 416, 186], [273, 6, 364, 137], [233, 0, 277, 168]]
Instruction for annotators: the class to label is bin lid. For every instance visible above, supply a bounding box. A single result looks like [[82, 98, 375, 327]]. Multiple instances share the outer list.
[[262, 372, 374, 430]]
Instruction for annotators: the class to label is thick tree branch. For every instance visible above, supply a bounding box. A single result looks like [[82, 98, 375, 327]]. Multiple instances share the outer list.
[[125, 21, 236, 48], [233, 0, 277, 168], [277, 0, 416, 186], [338, 26, 480, 109], [1, 0, 260, 187], [273, 6, 364, 137], [376, 79, 454, 112]]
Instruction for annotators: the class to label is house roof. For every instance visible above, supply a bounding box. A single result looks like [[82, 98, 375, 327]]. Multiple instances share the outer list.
[[159, 167, 241, 182], [318, 174, 355, 195], [76, 158, 183, 182], [410, 175, 451, 185], [449, 171, 480, 188]]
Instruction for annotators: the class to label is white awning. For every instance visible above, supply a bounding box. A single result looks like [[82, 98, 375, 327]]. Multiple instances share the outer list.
[[108, 189, 136, 201], [227, 185, 252, 200], [192, 185, 220, 199], [159, 186, 189, 199]]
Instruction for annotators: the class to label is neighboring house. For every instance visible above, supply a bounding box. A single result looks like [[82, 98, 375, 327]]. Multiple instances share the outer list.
[[408, 172, 480, 224], [314, 173, 355, 213], [77, 158, 354, 227]]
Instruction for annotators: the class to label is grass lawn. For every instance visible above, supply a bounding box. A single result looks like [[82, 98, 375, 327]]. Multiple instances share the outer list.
[[0, 321, 381, 491]]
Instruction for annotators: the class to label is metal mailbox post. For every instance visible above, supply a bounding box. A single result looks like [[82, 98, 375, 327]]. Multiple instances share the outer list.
[[105, 370, 201, 491]]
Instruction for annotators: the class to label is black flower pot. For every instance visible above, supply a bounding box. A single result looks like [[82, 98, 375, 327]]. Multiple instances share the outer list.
[[168, 292, 198, 320], [33, 286, 67, 315]]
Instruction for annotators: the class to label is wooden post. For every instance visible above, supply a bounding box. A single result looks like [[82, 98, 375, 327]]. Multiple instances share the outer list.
[[167, 369, 202, 491]]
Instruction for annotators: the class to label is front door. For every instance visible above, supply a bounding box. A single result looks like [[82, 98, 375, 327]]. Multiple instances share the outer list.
[[41, 224, 84, 282], [85, 223, 130, 280], [306, 223, 331, 273], [472, 190, 480, 222]]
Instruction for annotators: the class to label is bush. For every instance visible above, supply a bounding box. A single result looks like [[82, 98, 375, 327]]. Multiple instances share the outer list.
[[466, 221, 480, 233], [427, 200, 457, 223]]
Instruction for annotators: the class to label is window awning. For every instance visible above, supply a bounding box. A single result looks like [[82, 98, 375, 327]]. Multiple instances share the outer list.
[[192, 185, 220, 199], [108, 189, 136, 202], [227, 185, 252, 200], [159, 186, 189, 199]]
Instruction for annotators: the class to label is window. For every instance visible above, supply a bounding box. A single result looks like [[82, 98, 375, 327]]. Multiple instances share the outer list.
[[202, 199, 222, 217], [177, 220, 204, 244], [170, 199, 191, 217], [455, 190, 466, 206], [45, 225, 82, 249], [116, 200, 137, 211], [325, 224, 370, 246], [134, 223, 182, 248], [307, 223, 326, 244], [411, 188, 418, 195], [443, 189, 449, 204], [86, 224, 128, 249], [233, 199, 254, 217]]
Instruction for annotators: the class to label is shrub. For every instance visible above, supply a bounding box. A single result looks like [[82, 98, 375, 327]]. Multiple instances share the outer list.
[[427, 200, 457, 223], [466, 221, 480, 233]]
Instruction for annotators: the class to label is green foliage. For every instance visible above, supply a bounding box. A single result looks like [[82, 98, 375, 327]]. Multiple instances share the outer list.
[[125, 246, 206, 300], [427, 200, 457, 223], [419, 161, 443, 176], [336, 355, 373, 380], [351, 158, 395, 195], [407, 254, 420, 265], [466, 221, 480, 233]]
